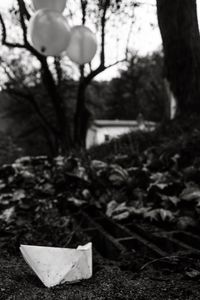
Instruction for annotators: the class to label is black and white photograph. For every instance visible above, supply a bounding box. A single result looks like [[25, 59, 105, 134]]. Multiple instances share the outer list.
[[0, 0, 200, 299]]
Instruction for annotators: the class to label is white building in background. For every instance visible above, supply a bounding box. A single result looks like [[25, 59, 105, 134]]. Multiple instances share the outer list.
[[86, 119, 156, 149]]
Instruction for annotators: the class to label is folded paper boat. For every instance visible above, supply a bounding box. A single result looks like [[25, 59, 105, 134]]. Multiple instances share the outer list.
[[20, 242, 92, 288]]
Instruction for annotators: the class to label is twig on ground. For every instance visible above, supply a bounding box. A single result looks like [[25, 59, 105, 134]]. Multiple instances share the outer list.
[[138, 254, 186, 273]]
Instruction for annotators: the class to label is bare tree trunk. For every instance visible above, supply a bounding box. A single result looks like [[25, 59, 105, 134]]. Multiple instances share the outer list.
[[74, 78, 91, 147], [41, 59, 72, 153], [157, 0, 200, 115], [73, 0, 110, 148]]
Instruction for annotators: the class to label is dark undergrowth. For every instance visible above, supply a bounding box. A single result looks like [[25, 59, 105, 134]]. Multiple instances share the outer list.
[[1, 116, 200, 299], [88, 115, 200, 163]]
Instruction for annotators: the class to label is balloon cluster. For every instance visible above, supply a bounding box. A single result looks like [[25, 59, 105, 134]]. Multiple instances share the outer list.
[[28, 0, 97, 64]]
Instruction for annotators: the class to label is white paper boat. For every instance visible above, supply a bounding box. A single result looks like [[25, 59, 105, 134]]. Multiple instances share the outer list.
[[20, 242, 92, 288]]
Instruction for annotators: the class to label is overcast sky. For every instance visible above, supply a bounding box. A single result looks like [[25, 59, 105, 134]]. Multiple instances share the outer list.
[[0, 0, 200, 80]]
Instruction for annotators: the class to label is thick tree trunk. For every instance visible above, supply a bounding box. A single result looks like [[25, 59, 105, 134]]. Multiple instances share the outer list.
[[74, 81, 91, 148], [41, 59, 72, 153], [157, 0, 200, 115], [74, 65, 92, 148]]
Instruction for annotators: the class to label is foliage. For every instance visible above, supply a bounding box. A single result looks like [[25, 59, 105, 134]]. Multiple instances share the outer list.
[[104, 52, 167, 121], [2, 116, 200, 237], [87, 115, 200, 229], [0, 131, 24, 166], [0, 49, 167, 157]]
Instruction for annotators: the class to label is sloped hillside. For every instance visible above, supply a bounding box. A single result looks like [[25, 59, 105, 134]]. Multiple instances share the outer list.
[[1, 118, 200, 299]]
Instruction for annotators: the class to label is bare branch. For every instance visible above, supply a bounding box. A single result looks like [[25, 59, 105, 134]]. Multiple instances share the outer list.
[[0, 14, 25, 48], [0, 2, 44, 61], [8, 88, 57, 136], [18, 125, 41, 138], [0, 61, 16, 82], [85, 65, 105, 84], [1, 57, 57, 136], [80, 0, 87, 25], [1, 0, 72, 151], [54, 57, 63, 85], [88, 62, 93, 73], [136, 1, 156, 7], [84, 57, 127, 84], [125, 19, 134, 59], [99, 0, 110, 67], [21, 0, 31, 20], [105, 58, 127, 70], [27, 93, 58, 135], [16, 0, 44, 58], [82, 0, 110, 84], [17, 0, 29, 44]]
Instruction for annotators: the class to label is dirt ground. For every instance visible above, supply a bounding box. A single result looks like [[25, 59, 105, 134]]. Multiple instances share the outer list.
[[1, 249, 200, 300]]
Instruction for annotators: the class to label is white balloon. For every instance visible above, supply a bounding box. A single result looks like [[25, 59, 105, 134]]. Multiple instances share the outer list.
[[66, 25, 97, 65], [28, 9, 71, 56], [32, 0, 67, 13]]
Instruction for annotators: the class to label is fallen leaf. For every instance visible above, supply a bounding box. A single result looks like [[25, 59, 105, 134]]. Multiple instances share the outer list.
[[67, 197, 87, 207], [82, 189, 91, 200], [0, 207, 15, 223], [54, 156, 65, 168], [159, 208, 174, 222], [167, 196, 180, 206], [177, 216, 197, 230], [106, 200, 118, 217], [180, 187, 200, 201], [13, 190, 26, 202], [90, 160, 108, 171], [112, 202, 128, 214], [185, 269, 200, 279], [144, 208, 174, 222], [109, 165, 129, 186], [113, 211, 130, 221], [0, 180, 6, 190], [129, 207, 151, 216]]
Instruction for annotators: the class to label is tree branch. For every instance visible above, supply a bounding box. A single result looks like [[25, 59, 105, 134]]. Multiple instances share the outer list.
[[7, 88, 57, 136], [0, 14, 25, 48], [99, 0, 110, 67], [17, 0, 29, 45], [16, 0, 45, 59], [125, 18, 135, 59], [81, 0, 111, 84], [105, 58, 127, 69], [1, 0, 72, 151], [54, 57, 63, 85], [80, 0, 87, 25], [84, 58, 126, 85], [0, 2, 44, 61], [0, 61, 16, 83]]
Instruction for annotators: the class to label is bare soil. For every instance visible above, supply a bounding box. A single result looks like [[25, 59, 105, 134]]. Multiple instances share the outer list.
[[1, 246, 200, 299]]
